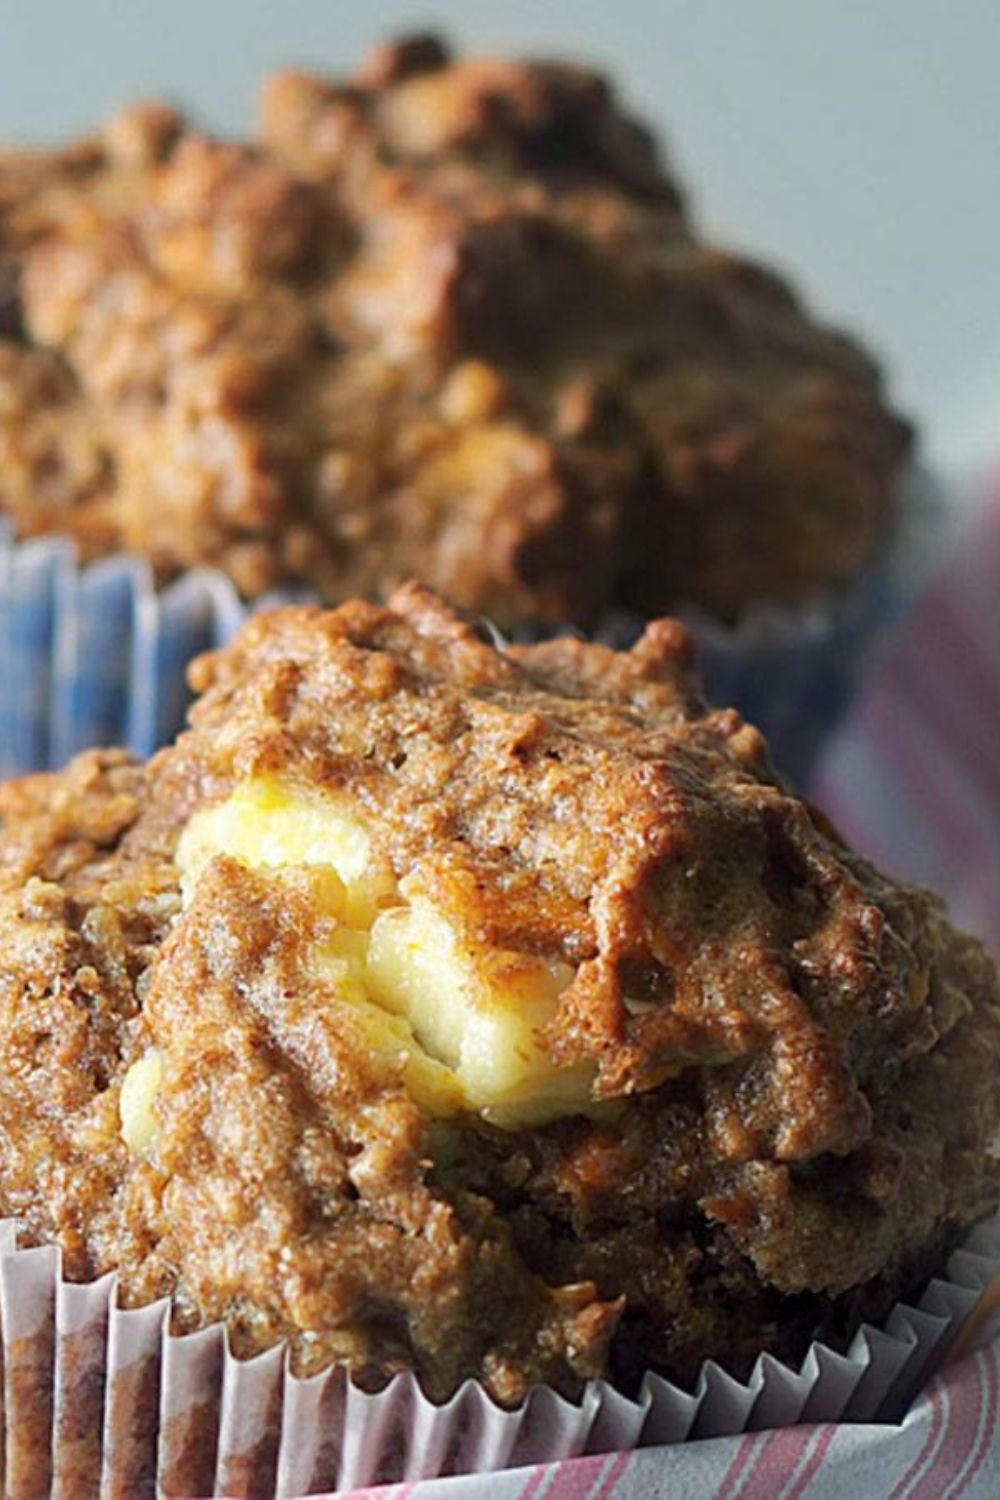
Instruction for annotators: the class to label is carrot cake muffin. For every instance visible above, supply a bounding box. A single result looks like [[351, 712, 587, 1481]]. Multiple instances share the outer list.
[[0, 34, 911, 629], [0, 584, 994, 1404]]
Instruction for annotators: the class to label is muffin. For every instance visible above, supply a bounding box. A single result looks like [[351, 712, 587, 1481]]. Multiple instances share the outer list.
[[0, 583, 995, 1429], [0, 34, 917, 778]]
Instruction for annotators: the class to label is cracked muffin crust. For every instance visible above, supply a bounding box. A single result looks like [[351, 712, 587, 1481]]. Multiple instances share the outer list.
[[0, 35, 910, 627], [0, 584, 996, 1405]]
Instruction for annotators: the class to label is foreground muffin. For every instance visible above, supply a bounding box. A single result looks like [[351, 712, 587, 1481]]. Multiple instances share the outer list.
[[0, 584, 994, 1406], [0, 34, 910, 628]]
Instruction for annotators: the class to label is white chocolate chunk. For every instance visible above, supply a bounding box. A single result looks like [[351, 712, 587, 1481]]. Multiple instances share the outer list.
[[310, 938, 466, 1115], [120, 1048, 163, 1154], [366, 894, 593, 1127], [173, 777, 595, 1128], [175, 777, 395, 925]]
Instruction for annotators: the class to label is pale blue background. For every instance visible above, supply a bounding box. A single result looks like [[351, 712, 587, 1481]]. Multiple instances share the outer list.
[[1, 0, 997, 485]]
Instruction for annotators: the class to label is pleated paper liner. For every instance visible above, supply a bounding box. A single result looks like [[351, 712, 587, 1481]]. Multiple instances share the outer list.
[[0, 472, 938, 786], [0, 1211, 995, 1499]]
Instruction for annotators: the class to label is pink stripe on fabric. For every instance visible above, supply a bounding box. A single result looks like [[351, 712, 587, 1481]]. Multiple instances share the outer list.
[[339, 1485, 412, 1500], [518, 1466, 552, 1500], [859, 683, 1000, 949], [716, 1433, 762, 1500], [983, 466, 1000, 520], [859, 694, 983, 870], [902, 505, 1000, 706], [908, 1354, 985, 1500], [527, 1452, 620, 1500], [904, 1379, 957, 1500], [953, 1344, 1000, 1499], [935, 1349, 999, 1500], [886, 1381, 946, 1500], [885, 666, 1000, 844], [589, 1450, 633, 1499], [922, 591, 1000, 725], [781, 1426, 837, 1500], [929, 533, 1000, 693], [731, 1425, 817, 1500], [889, 612, 1000, 814]]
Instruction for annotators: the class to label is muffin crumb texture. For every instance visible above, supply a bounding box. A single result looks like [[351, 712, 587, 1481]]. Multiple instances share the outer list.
[[0, 34, 910, 624], [0, 584, 995, 1405]]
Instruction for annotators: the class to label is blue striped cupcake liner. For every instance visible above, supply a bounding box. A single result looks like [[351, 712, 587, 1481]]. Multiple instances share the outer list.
[[0, 475, 938, 785], [0, 525, 243, 776]]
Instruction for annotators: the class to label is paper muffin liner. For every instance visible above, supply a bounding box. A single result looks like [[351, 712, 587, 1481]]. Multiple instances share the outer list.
[[0, 1212, 991, 1498], [0, 472, 938, 784]]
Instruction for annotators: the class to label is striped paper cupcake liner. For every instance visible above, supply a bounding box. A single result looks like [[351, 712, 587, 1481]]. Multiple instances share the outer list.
[[0, 473, 938, 786]]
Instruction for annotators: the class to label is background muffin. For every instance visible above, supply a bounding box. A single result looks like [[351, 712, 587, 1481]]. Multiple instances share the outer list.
[[0, 585, 995, 1411], [0, 34, 910, 627], [0, 35, 923, 782]]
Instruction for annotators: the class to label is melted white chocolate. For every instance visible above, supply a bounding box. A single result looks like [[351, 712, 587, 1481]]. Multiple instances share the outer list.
[[173, 776, 595, 1128], [119, 1048, 163, 1153]]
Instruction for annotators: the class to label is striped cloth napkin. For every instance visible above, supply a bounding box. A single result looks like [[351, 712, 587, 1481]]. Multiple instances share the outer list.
[[336, 1343, 1000, 1498], [334, 481, 1000, 1500], [814, 472, 1000, 956]]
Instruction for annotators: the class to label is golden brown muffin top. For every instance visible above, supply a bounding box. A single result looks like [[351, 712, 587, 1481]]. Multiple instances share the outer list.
[[0, 586, 992, 1403], [0, 35, 910, 625]]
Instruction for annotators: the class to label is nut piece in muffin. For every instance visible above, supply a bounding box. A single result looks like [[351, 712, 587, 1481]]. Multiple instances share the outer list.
[[0, 35, 910, 626], [0, 584, 994, 1404]]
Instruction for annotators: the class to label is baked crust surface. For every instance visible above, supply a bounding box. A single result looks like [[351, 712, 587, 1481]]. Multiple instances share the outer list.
[[0, 36, 910, 624], [0, 585, 994, 1402]]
